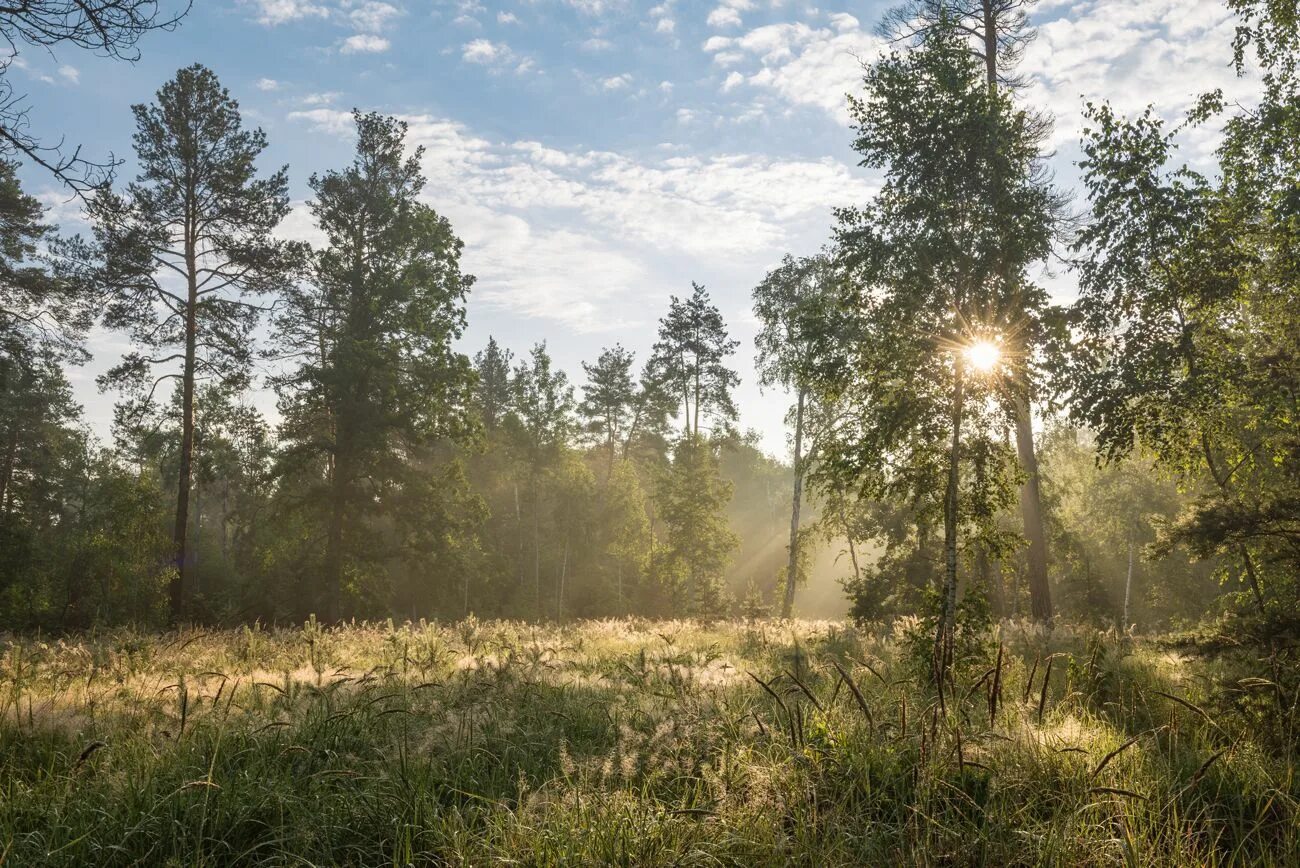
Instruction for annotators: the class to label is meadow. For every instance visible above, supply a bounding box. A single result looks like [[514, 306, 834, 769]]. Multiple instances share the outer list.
[[0, 618, 1294, 866]]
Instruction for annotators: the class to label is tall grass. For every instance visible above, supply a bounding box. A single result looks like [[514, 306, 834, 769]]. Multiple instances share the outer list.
[[0, 618, 1295, 865]]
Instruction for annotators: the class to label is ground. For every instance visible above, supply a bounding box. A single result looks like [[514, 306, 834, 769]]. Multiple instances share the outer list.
[[1, 618, 1295, 865]]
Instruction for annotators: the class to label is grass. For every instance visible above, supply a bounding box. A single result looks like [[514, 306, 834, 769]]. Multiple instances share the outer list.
[[0, 617, 1295, 866]]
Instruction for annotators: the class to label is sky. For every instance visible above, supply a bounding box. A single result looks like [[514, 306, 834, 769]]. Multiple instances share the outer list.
[[12, 0, 1255, 457]]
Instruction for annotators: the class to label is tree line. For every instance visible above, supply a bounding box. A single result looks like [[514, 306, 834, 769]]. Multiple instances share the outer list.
[[0, 0, 1295, 650]]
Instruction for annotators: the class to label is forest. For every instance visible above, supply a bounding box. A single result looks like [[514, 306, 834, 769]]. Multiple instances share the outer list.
[[0, 0, 1297, 864]]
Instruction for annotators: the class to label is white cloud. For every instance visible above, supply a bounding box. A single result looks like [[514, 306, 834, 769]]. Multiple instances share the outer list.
[[57, 65, 79, 84], [708, 0, 1251, 148], [649, 0, 675, 34], [601, 73, 632, 90], [580, 37, 613, 51], [828, 12, 858, 33], [497, 11, 518, 24], [706, 0, 753, 29], [565, 0, 619, 14], [286, 107, 354, 135], [347, 0, 401, 32], [340, 33, 390, 52], [288, 110, 875, 329], [722, 70, 744, 92], [245, 0, 330, 26], [462, 38, 536, 73], [256, 77, 281, 91], [707, 7, 741, 28], [703, 20, 879, 120], [302, 91, 341, 105], [462, 38, 509, 63], [1021, 0, 1251, 148]]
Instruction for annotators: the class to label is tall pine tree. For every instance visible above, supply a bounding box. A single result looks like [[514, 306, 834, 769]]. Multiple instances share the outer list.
[[80, 65, 297, 621]]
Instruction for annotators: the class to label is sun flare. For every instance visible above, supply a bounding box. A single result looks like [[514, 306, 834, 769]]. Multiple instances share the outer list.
[[964, 339, 1002, 373]]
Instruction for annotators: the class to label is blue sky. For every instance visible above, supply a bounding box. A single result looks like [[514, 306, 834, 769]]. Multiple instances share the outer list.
[[13, 0, 1252, 456]]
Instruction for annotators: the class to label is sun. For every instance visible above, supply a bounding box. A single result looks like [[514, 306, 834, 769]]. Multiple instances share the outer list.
[[963, 339, 1002, 373]]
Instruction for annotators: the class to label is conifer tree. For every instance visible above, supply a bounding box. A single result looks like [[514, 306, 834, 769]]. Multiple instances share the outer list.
[[81, 64, 297, 621], [272, 111, 475, 620], [650, 282, 740, 443]]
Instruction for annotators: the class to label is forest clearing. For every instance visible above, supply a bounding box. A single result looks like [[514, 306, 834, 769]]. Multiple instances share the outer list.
[[1, 618, 1295, 865], [2, 0, 1299, 863]]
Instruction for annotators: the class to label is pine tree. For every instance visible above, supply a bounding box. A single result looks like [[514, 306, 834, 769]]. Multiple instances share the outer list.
[[474, 337, 514, 432], [657, 437, 738, 617], [650, 282, 740, 443], [579, 344, 635, 464], [1, 160, 92, 365], [272, 111, 475, 620], [649, 287, 742, 616], [80, 64, 298, 621], [508, 342, 575, 616]]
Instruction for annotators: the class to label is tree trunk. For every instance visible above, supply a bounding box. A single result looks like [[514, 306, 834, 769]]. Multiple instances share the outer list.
[[692, 363, 700, 444], [193, 460, 202, 596], [972, 547, 989, 607], [0, 422, 17, 515], [1123, 537, 1134, 631], [220, 480, 229, 565], [170, 250, 199, 623], [781, 389, 806, 618], [323, 448, 348, 622], [514, 481, 524, 587], [1015, 394, 1053, 622], [558, 534, 569, 620], [1200, 432, 1266, 613], [980, 1, 1054, 626], [841, 509, 862, 586], [989, 558, 1006, 618], [981, 0, 998, 87], [935, 360, 965, 681], [533, 471, 541, 619]]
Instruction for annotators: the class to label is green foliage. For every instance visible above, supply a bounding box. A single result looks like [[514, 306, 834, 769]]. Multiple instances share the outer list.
[[272, 111, 477, 620], [649, 282, 740, 442], [752, 252, 841, 396], [819, 19, 1061, 664], [1038, 427, 1220, 629], [1069, 8, 1300, 620], [0, 159, 91, 366], [472, 337, 513, 433], [655, 438, 739, 617]]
